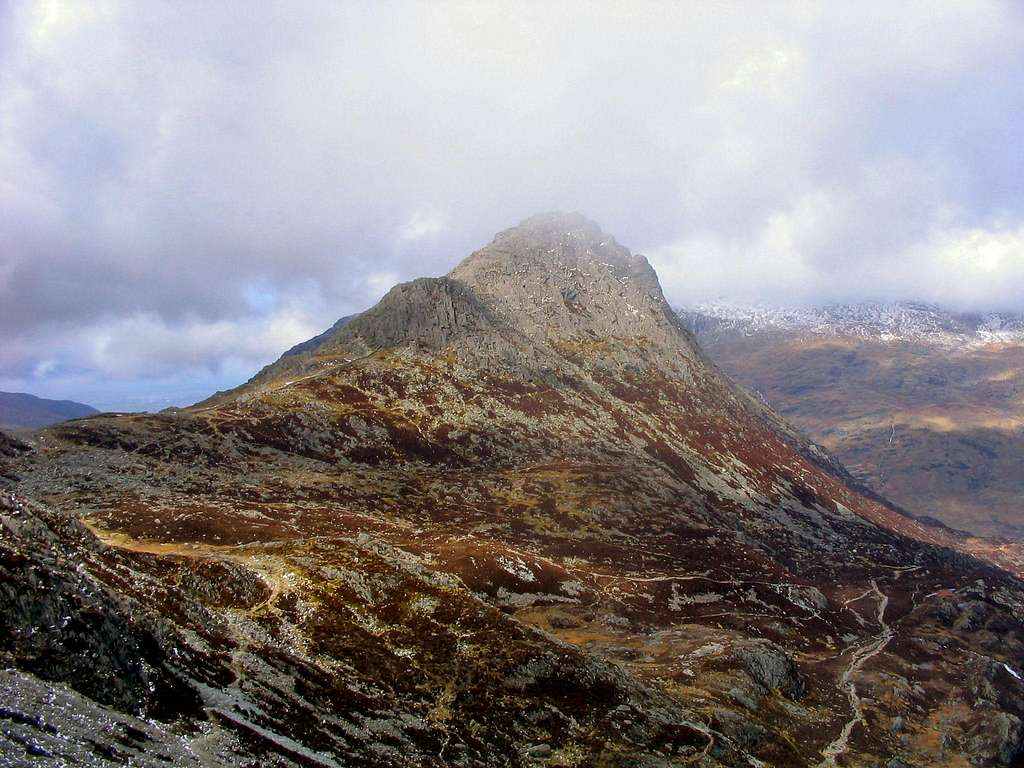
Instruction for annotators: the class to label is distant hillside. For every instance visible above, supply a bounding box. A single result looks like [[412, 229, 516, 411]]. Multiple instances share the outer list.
[[680, 301, 1024, 541], [0, 392, 99, 430]]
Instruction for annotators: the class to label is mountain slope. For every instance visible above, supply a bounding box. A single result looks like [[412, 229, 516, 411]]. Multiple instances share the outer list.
[[680, 302, 1024, 541], [4, 215, 1024, 767], [0, 391, 98, 430]]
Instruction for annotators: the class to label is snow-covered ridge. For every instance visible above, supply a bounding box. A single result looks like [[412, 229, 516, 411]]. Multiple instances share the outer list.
[[677, 301, 1024, 346]]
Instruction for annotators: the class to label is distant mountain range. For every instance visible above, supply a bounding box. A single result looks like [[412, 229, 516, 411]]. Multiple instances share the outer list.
[[0, 391, 98, 430], [680, 301, 1024, 541], [681, 301, 1024, 346]]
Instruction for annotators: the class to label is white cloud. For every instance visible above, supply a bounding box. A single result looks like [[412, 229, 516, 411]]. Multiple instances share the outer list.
[[32, 359, 58, 379], [64, 308, 319, 380], [398, 211, 447, 243], [723, 46, 803, 97], [903, 224, 1024, 309]]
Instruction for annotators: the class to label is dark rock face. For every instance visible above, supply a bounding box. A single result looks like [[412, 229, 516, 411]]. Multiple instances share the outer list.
[[0, 669, 210, 767], [341, 278, 500, 353], [0, 430, 31, 484], [4, 214, 1024, 766], [0, 493, 199, 719]]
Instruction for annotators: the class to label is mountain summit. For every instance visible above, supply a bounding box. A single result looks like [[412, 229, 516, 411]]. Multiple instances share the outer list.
[[449, 212, 682, 346], [245, 212, 697, 390], [4, 216, 1024, 766]]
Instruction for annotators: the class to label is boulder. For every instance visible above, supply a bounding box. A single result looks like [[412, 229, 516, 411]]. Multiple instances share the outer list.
[[735, 640, 804, 699]]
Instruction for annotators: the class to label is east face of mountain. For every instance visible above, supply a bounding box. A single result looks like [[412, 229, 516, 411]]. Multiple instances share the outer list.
[[681, 301, 1024, 541], [3, 216, 1024, 767]]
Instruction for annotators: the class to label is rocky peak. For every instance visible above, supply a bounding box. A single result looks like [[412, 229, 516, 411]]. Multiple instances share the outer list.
[[448, 212, 685, 349], [451, 211, 660, 297], [242, 214, 698, 391]]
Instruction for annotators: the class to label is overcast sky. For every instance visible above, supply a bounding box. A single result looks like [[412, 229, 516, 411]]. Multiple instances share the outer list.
[[2, 1, 1023, 410]]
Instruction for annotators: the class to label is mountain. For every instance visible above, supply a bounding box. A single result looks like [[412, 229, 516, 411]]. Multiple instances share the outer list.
[[680, 301, 1024, 541], [0, 391, 98, 430], [680, 301, 1024, 346], [3, 215, 1023, 767]]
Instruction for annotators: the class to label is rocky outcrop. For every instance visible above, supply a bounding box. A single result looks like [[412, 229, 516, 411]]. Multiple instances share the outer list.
[[0, 430, 31, 484], [0, 669, 214, 767], [0, 493, 199, 719], [331, 278, 499, 353], [0, 430, 30, 458], [735, 641, 805, 699], [449, 212, 690, 350]]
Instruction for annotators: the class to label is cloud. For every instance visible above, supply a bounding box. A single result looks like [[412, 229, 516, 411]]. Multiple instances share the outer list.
[[0, 304, 320, 380], [398, 212, 447, 243], [1, 1, 1023, 407], [904, 224, 1024, 310]]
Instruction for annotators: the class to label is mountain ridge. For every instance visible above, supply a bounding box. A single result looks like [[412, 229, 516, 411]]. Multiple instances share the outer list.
[[0, 391, 98, 430], [680, 300, 1024, 346]]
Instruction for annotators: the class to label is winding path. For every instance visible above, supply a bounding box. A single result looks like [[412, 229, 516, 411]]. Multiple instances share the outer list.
[[818, 580, 891, 767]]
